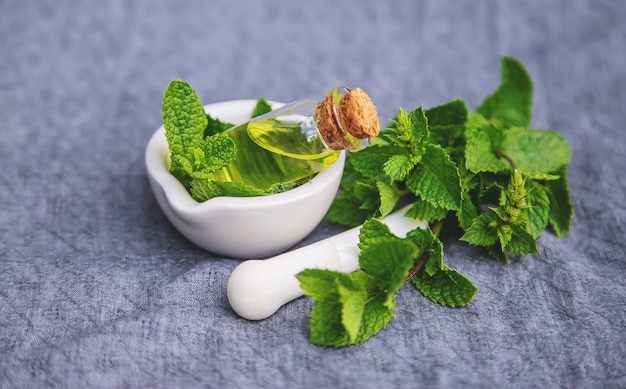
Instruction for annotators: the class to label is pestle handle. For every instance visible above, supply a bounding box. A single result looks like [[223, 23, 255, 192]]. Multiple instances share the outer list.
[[227, 206, 426, 320]]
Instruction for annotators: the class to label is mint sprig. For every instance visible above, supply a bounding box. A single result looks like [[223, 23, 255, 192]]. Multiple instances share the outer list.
[[298, 57, 573, 347], [297, 219, 477, 347]]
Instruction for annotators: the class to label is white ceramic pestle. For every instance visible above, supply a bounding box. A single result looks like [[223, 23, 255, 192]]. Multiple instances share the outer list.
[[227, 206, 427, 320]]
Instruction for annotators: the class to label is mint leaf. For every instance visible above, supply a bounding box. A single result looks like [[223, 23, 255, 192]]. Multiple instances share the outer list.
[[413, 267, 477, 307], [297, 268, 341, 299], [406, 227, 443, 276], [189, 179, 267, 202], [163, 80, 207, 164], [163, 80, 209, 188], [426, 98, 469, 148], [297, 261, 396, 347], [460, 211, 499, 247], [506, 224, 539, 254], [404, 196, 449, 222], [379, 109, 431, 182], [466, 125, 571, 177], [337, 274, 368, 342], [296, 269, 363, 347], [546, 167, 574, 238], [358, 218, 395, 250], [406, 227, 477, 307], [169, 155, 194, 189], [327, 178, 401, 225], [359, 238, 418, 301], [457, 190, 479, 230], [356, 294, 395, 343], [189, 178, 217, 202], [204, 114, 233, 137], [477, 56, 533, 128], [495, 221, 513, 250], [383, 153, 416, 182], [499, 127, 572, 175], [522, 179, 550, 237], [465, 123, 509, 173], [386, 107, 429, 159], [353, 181, 381, 212], [350, 145, 408, 182], [406, 144, 462, 210], [404, 225, 437, 249], [376, 181, 401, 217], [198, 135, 237, 173], [251, 98, 273, 118], [212, 180, 267, 197], [406, 107, 429, 155]]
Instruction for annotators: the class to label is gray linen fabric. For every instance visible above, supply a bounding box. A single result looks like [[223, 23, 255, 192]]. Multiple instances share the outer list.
[[1, 1, 625, 387]]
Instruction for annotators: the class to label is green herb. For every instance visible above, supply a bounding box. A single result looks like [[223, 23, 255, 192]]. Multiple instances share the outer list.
[[297, 219, 476, 347], [298, 57, 573, 347], [162, 80, 275, 201], [251, 97, 273, 118]]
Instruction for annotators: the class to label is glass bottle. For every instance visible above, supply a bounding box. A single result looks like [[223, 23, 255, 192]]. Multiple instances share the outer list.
[[210, 86, 379, 191]]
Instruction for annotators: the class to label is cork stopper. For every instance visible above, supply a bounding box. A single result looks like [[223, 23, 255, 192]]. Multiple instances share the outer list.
[[338, 88, 380, 139], [315, 87, 380, 150]]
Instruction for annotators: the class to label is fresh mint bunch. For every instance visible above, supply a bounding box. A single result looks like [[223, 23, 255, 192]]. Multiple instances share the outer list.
[[162, 80, 273, 201], [297, 218, 476, 347], [298, 57, 573, 347]]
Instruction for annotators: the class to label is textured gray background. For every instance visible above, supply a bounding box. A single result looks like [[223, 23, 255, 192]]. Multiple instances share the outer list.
[[1, 1, 625, 388]]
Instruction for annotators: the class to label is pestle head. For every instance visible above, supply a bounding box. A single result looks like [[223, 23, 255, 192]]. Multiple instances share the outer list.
[[227, 260, 297, 320], [227, 242, 343, 320]]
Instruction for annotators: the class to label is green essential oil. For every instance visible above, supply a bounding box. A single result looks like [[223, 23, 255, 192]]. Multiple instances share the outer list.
[[209, 114, 340, 192]]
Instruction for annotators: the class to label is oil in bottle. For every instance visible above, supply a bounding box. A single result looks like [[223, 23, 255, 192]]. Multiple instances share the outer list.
[[210, 87, 379, 192]]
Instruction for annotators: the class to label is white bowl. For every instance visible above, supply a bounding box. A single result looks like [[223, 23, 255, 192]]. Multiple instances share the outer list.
[[145, 100, 345, 259]]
